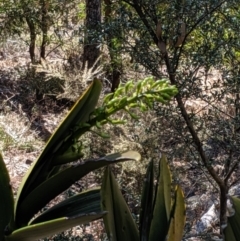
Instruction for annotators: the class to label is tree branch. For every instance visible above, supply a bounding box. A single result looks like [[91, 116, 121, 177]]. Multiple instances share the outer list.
[[225, 160, 239, 183]]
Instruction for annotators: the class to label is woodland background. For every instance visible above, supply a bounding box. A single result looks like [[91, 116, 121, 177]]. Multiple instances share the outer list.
[[0, 0, 240, 240]]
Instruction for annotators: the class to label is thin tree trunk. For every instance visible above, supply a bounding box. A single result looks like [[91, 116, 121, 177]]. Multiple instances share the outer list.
[[25, 16, 36, 63], [82, 0, 101, 70], [40, 0, 49, 59]]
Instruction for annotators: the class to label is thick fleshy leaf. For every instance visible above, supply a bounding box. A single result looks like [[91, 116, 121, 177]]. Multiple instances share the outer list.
[[15, 79, 102, 226], [17, 151, 141, 226], [30, 188, 101, 224], [0, 153, 14, 240], [161, 155, 172, 219], [5, 212, 107, 241], [148, 155, 172, 240], [167, 186, 186, 241], [15, 79, 101, 197], [139, 159, 154, 241], [225, 222, 237, 241], [225, 196, 240, 241], [101, 167, 139, 241]]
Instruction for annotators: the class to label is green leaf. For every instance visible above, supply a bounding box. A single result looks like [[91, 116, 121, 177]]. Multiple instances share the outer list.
[[139, 160, 154, 241], [52, 143, 84, 165], [16, 151, 141, 226], [101, 167, 139, 241], [161, 155, 172, 219], [148, 155, 172, 240], [225, 221, 237, 241], [167, 186, 186, 241], [0, 153, 14, 240], [5, 212, 107, 241], [225, 196, 240, 241], [15, 79, 102, 227], [30, 188, 101, 224]]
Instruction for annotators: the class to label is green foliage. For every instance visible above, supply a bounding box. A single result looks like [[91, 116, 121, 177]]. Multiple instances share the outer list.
[[0, 78, 177, 241], [78, 3, 86, 19], [225, 197, 240, 241], [91, 77, 178, 130], [101, 167, 140, 241], [101, 155, 186, 241], [0, 154, 14, 241]]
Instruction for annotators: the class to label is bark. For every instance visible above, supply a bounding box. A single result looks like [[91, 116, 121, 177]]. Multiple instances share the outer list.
[[82, 0, 101, 69], [40, 0, 49, 59], [25, 16, 36, 63]]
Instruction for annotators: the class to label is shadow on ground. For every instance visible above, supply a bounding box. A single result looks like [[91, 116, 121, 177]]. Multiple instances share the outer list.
[[0, 68, 74, 142]]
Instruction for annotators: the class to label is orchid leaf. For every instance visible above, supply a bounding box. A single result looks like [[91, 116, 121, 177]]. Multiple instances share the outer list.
[[5, 212, 106, 241], [101, 167, 139, 241], [17, 151, 141, 226]]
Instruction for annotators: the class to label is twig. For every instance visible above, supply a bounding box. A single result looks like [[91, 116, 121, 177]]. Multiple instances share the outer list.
[[225, 160, 239, 183], [46, 44, 63, 58]]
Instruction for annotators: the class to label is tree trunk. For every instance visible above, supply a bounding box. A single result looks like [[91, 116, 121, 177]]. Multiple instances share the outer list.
[[82, 0, 101, 69], [104, 0, 121, 92], [40, 0, 49, 59], [25, 16, 36, 63]]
